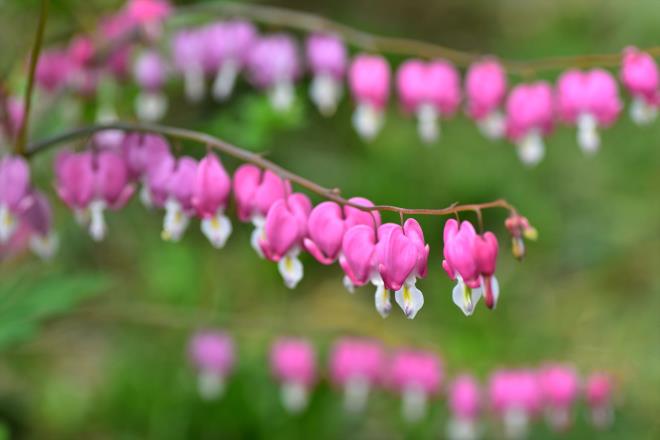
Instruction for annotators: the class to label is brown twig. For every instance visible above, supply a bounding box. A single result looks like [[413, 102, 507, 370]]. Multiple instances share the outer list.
[[26, 121, 519, 218]]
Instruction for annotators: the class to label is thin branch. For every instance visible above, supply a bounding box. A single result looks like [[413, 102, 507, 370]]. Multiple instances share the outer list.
[[175, 1, 660, 75], [26, 121, 518, 218], [16, 0, 50, 156]]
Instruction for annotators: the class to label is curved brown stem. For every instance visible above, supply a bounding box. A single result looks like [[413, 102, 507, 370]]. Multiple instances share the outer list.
[[26, 121, 519, 218]]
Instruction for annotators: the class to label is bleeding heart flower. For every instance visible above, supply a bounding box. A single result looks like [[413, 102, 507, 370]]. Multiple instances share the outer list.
[[447, 374, 482, 440], [35, 50, 72, 93], [505, 214, 538, 260], [389, 350, 443, 423], [20, 190, 58, 259], [191, 153, 233, 248], [306, 34, 347, 116], [538, 364, 580, 431], [556, 69, 622, 154], [133, 50, 169, 121], [489, 370, 542, 440], [349, 54, 390, 141], [161, 156, 197, 242], [621, 47, 659, 124], [505, 82, 554, 166], [270, 338, 316, 414], [0, 156, 32, 243], [259, 193, 312, 288], [172, 29, 207, 102], [466, 58, 507, 139], [188, 330, 235, 400]]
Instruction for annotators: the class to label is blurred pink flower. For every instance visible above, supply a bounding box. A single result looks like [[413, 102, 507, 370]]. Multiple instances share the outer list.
[[270, 338, 316, 413], [349, 54, 390, 140], [465, 58, 507, 139], [306, 34, 347, 115], [192, 153, 233, 248], [188, 330, 235, 400], [389, 350, 443, 422], [621, 47, 659, 124]]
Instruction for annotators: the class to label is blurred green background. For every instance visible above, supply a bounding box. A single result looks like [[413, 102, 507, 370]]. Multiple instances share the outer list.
[[2, 0, 660, 438]]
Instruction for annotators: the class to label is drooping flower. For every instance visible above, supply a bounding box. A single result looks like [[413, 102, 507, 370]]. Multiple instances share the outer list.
[[99, 12, 134, 80], [160, 156, 198, 242], [339, 224, 377, 294], [172, 29, 207, 102], [133, 50, 168, 121], [35, 50, 72, 93], [259, 193, 312, 288], [442, 219, 500, 315], [66, 36, 98, 97], [329, 338, 385, 414], [303, 197, 380, 266], [585, 373, 614, 429], [121, 133, 171, 181], [349, 54, 390, 141], [0, 156, 32, 243], [125, 0, 171, 40], [203, 20, 256, 101], [505, 82, 554, 166], [621, 47, 659, 125], [191, 153, 233, 248], [489, 370, 542, 440], [374, 219, 429, 319], [538, 364, 580, 431], [232, 164, 290, 256], [20, 190, 59, 259], [270, 338, 316, 413], [447, 375, 482, 440], [389, 350, 443, 422], [556, 69, 622, 154], [188, 330, 235, 400], [504, 214, 537, 261], [247, 34, 301, 111], [306, 34, 347, 116], [55, 150, 134, 241], [397, 59, 461, 143], [466, 58, 508, 139]]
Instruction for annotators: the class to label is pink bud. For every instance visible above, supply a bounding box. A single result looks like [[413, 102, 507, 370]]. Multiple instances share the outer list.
[[191, 153, 231, 218], [474, 231, 499, 308], [339, 225, 377, 287], [121, 133, 171, 180], [449, 374, 481, 420], [247, 34, 301, 88], [188, 330, 235, 376], [260, 193, 311, 261], [270, 338, 316, 387], [306, 34, 347, 79], [621, 46, 659, 101], [349, 54, 390, 109], [329, 338, 385, 387], [466, 58, 507, 120], [232, 165, 290, 222], [389, 350, 443, 395], [556, 69, 622, 126]]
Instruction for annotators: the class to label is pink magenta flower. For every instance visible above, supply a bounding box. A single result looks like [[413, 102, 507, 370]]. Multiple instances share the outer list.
[[505, 82, 554, 166], [270, 338, 316, 413], [160, 156, 198, 242], [585, 373, 614, 429], [489, 370, 542, 439], [35, 50, 72, 93], [538, 364, 579, 431], [125, 0, 171, 40], [372, 219, 429, 319], [133, 50, 169, 121], [443, 219, 500, 315], [19, 190, 58, 259], [465, 58, 507, 139], [232, 164, 290, 256], [329, 338, 385, 413], [303, 197, 380, 266], [203, 20, 256, 101], [121, 133, 171, 182], [191, 153, 233, 248], [306, 34, 347, 115], [396, 59, 461, 143], [188, 330, 235, 400], [389, 350, 443, 422], [621, 47, 659, 124], [505, 214, 538, 261], [172, 29, 207, 102], [556, 69, 622, 154], [55, 150, 134, 241], [259, 193, 312, 288], [247, 34, 301, 111], [447, 374, 482, 440], [0, 156, 32, 243], [339, 224, 377, 291], [349, 54, 390, 140]]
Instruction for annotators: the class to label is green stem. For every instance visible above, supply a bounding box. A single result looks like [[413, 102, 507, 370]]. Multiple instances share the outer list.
[[15, 0, 50, 156]]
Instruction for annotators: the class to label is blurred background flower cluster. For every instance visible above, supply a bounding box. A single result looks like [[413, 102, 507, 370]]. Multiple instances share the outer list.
[[1, 0, 660, 438]]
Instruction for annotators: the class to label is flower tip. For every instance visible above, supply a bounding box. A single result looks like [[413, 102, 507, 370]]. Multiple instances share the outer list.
[[523, 226, 538, 241]]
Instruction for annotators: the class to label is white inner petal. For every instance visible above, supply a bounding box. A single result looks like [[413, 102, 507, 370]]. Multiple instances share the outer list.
[[280, 381, 309, 414], [162, 199, 190, 242], [630, 97, 657, 125], [591, 405, 614, 429], [135, 91, 168, 122], [278, 251, 303, 289], [139, 184, 153, 209], [545, 406, 570, 431], [517, 129, 545, 166], [452, 279, 482, 317], [201, 210, 232, 249], [250, 224, 266, 258], [0, 204, 18, 244], [29, 233, 58, 260], [394, 281, 424, 319], [184, 65, 206, 102], [212, 59, 239, 101], [88, 199, 108, 242], [344, 376, 370, 414], [374, 284, 392, 318], [447, 417, 480, 440], [343, 275, 356, 294], [577, 113, 600, 155], [310, 73, 342, 116], [477, 110, 505, 140], [268, 81, 295, 111], [401, 385, 428, 423], [352, 103, 384, 141], [197, 370, 225, 401], [503, 407, 529, 440], [417, 103, 439, 144]]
